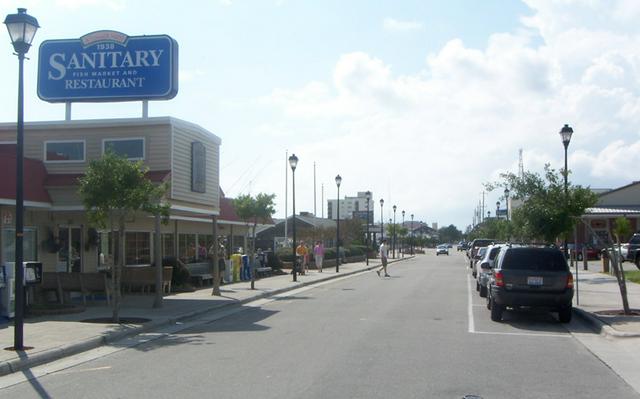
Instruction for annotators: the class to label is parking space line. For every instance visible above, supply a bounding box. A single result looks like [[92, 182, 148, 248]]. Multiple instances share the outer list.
[[472, 330, 571, 338], [467, 273, 475, 333]]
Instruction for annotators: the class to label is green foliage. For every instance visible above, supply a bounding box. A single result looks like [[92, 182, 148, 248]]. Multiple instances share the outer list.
[[78, 151, 170, 227], [233, 193, 276, 226], [486, 164, 597, 243], [438, 224, 463, 243], [613, 217, 632, 243]]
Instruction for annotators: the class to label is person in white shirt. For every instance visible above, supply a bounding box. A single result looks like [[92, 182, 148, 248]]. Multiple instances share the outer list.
[[376, 239, 390, 277]]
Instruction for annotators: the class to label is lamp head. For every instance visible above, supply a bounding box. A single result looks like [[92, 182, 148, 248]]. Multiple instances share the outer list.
[[380, 198, 384, 206], [288, 153, 298, 171], [4, 8, 39, 55], [335, 174, 342, 187], [559, 124, 573, 146]]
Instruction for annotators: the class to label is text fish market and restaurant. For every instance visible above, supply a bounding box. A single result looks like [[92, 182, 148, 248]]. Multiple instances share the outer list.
[[0, 27, 262, 296]]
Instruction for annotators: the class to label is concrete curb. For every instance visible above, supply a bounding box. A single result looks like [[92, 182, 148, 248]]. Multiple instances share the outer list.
[[0, 257, 412, 376], [573, 307, 640, 339]]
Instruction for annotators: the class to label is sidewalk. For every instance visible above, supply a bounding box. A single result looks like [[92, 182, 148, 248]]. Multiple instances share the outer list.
[[0, 257, 395, 376], [571, 260, 640, 338]]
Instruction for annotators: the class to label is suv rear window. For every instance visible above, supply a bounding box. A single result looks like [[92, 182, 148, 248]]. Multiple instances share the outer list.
[[501, 248, 567, 271], [473, 239, 493, 247]]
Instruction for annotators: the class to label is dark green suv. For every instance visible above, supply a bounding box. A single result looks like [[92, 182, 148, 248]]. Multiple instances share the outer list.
[[487, 246, 574, 323]]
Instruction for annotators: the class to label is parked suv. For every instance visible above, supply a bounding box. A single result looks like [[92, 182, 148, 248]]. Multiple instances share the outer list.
[[626, 233, 640, 270], [487, 246, 574, 323]]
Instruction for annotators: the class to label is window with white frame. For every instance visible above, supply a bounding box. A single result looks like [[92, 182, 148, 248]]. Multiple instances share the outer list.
[[45, 140, 85, 162], [125, 232, 151, 265], [103, 138, 145, 160]]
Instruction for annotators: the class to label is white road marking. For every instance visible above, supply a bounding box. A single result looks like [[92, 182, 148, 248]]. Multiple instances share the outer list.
[[471, 330, 571, 338], [467, 274, 475, 333]]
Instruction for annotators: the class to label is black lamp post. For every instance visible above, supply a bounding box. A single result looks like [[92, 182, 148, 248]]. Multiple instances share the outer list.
[[392, 205, 397, 259], [559, 124, 573, 260], [504, 188, 510, 222], [410, 213, 414, 255], [401, 210, 405, 258], [487, 211, 491, 219], [335, 174, 342, 272], [496, 201, 500, 218], [365, 191, 371, 266], [289, 154, 298, 282], [5, 7, 39, 351], [380, 199, 384, 240]]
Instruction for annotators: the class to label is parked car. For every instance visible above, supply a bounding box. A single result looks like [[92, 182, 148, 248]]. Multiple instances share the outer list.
[[467, 238, 495, 268], [457, 241, 468, 252], [575, 244, 602, 261], [475, 244, 505, 298], [471, 247, 488, 277], [436, 245, 449, 256], [486, 246, 574, 323], [625, 233, 640, 270]]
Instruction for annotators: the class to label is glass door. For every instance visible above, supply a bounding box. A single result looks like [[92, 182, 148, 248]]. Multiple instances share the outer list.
[[57, 226, 82, 272]]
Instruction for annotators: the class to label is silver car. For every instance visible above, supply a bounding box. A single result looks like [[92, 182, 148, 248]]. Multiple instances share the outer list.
[[476, 244, 505, 297]]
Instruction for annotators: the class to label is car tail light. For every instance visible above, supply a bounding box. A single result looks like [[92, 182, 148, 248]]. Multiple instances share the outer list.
[[495, 271, 504, 287], [566, 273, 574, 289]]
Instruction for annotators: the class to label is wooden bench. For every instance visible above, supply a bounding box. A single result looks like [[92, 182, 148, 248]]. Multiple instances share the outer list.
[[185, 262, 213, 286], [121, 266, 173, 294], [40, 272, 111, 305]]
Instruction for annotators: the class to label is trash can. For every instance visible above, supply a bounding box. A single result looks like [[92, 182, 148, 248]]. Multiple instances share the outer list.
[[231, 254, 242, 282]]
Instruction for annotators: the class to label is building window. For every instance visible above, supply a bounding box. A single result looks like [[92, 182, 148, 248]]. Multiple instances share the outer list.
[[1, 227, 37, 263], [191, 142, 206, 193], [125, 232, 151, 265], [45, 141, 85, 162], [179, 233, 197, 264], [161, 233, 175, 258], [103, 138, 145, 160]]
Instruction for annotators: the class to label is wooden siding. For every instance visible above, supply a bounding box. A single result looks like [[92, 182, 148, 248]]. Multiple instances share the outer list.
[[598, 184, 640, 207], [171, 121, 220, 210]]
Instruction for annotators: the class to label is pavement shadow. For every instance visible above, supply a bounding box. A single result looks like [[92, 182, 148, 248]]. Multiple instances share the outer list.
[[174, 306, 279, 335], [499, 308, 570, 334]]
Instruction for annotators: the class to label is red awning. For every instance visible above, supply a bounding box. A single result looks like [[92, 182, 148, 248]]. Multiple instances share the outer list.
[[0, 154, 52, 204]]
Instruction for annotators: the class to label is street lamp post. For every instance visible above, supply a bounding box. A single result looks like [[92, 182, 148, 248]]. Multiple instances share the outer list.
[[392, 205, 397, 259], [496, 201, 500, 218], [401, 210, 405, 258], [559, 124, 573, 260], [365, 191, 371, 266], [335, 174, 342, 272], [504, 188, 510, 222], [288, 154, 298, 282], [487, 211, 491, 218], [380, 199, 384, 240], [410, 214, 414, 255], [4, 7, 39, 351]]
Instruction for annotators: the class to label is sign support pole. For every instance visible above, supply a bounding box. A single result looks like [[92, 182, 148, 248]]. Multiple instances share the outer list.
[[65, 102, 71, 121], [142, 101, 149, 118]]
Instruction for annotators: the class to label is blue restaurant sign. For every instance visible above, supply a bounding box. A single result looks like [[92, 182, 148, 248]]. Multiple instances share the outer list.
[[37, 31, 178, 102]]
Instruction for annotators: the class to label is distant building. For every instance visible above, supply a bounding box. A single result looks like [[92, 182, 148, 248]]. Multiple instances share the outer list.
[[327, 191, 373, 221]]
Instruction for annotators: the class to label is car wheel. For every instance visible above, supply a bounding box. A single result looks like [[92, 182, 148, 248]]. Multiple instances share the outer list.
[[486, 295, 491, 309], [635, 256, 640, 271], [490, 297, 503, 322], [577, 253, 583, 261], [479, 285, 487, 298], [558, 306, 572, 323], [476, 281, 480, 291]]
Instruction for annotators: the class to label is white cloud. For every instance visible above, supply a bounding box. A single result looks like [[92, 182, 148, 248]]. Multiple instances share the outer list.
[[383, 17, 424, 32], [260, 1, 640, 227]]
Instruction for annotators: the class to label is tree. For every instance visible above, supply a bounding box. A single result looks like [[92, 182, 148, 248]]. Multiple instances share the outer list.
[[78, 151, 169, 323], [487, 165, 597, 244], [438, 224, 463, 243], [233, 193, 276, 289], [611, 217, 632, 314]]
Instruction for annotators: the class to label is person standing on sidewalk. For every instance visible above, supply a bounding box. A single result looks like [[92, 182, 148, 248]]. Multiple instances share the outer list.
[[314, 241, 325, 272], [376, 239, 390, 277], [296, 241, 308, 275]]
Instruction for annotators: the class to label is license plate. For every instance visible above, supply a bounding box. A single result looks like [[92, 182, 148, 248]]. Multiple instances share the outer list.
[[527, 276, 543, 286]]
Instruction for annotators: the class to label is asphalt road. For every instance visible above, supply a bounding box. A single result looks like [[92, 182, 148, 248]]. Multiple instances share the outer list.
[[2, 252, 639, 398]]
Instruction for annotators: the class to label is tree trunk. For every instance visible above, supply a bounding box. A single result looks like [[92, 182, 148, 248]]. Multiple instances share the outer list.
[[211, 215, 220, 296], [251, 222, 257, 290], [109, 218, 116, 322], [113, 217, 125, 323], [153, 211, 163, 308], [615, 239, 631, 314]]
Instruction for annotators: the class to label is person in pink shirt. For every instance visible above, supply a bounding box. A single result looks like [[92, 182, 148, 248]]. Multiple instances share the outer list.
[[313, 241, 325, 272]]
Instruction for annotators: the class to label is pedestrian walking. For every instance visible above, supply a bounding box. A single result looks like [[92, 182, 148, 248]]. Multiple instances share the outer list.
[[376, 239, 390, 277], [296, 241, 308, 275], [314, 241, 325, 272]]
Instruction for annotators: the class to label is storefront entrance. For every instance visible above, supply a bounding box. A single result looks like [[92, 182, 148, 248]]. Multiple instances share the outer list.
[[57, 226, 82, 272]]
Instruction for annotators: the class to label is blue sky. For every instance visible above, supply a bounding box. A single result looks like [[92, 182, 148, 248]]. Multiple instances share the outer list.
[[2, 0, 640, 231]]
